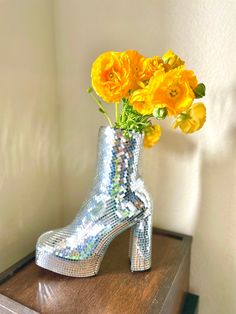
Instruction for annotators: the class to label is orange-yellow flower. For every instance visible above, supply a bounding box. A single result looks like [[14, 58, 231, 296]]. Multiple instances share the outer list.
[[173, 103, 206, 133], [125, 51, 164, 89], [91, 51, 132, 103], [138, 56, 165, 82], [129, 88, 154, 115], [162, 50, 185, 70], [180, 70, 198, 89], [148, 68, 195, 116], [144, 125, 162, 148], [124, 50, 144, 89]]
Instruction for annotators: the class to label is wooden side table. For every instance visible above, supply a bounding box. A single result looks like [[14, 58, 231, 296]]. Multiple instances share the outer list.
[[0, 228, 196, 314]]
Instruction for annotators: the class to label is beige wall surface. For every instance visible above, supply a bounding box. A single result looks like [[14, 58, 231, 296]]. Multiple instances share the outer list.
[[54, 0, 236, 313], [0, 0, 63, 272]]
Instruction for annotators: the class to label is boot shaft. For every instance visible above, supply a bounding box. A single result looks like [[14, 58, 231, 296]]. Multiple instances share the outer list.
[[95, 127, 143, 194]]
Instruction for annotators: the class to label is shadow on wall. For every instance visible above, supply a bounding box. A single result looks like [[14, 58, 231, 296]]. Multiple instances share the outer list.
[[61, 125, 100, 223], [190, 90, 236, 314], [143, 125, 199, 234], [158, 128, 197, 155], [0, 103, 60, 189]]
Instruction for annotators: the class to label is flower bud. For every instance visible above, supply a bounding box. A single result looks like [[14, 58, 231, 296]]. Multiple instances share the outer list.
[[87, 87, 93, 93], [153, 107, 168, 120]]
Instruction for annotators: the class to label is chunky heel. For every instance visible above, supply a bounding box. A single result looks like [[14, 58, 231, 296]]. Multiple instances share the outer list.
[[130, 214, 152, 272]]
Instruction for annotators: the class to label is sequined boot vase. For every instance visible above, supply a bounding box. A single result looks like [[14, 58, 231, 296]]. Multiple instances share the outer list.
[[36, 127, 153, 277]]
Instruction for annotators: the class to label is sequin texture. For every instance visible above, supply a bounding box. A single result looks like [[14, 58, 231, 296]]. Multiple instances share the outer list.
[[36, 127, 153, 277]]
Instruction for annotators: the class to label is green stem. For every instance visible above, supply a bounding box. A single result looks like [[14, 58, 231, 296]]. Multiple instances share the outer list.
[[90, 92, 113, 127], [115, 102, 120, 125]]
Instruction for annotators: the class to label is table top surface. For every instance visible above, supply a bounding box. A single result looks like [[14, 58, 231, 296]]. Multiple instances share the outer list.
[[0, 229, 191, 314]]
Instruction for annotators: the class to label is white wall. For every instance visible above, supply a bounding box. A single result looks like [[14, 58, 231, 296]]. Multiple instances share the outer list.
[[0, 0, 63, 272], [54, 1, 236, 313]]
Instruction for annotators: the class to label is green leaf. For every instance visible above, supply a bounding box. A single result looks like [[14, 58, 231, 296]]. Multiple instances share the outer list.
[[99, 108, 105, 114], [194, 83, 206, 98]]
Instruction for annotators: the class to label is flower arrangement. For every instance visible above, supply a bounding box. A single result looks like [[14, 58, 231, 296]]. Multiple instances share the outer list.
[[88, 50, 206, 147]]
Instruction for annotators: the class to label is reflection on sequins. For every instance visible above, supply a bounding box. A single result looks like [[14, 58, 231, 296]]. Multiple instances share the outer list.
[[36, 127, 152, 277]]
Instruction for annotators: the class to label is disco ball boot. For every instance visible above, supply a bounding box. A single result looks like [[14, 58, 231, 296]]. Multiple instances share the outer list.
[[36, 127, 153, 277]]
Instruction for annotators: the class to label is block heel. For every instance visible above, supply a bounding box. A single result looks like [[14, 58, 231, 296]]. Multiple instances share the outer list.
[[130, 214, 152, 272]]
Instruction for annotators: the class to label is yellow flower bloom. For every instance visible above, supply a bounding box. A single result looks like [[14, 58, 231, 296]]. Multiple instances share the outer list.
[[148, 68, 195, 116], [180, 70, 198, 89], [138, 56, 165, 82], [125, 50, 144, 66], [144, 125, 162, 148], [162, 50, 185, 70], [125, 51, 164, 89], [173, 103, 206, 133], [125, 50, 144, 89], [91, 51, 132, 103], [129, 88, 154, 115]]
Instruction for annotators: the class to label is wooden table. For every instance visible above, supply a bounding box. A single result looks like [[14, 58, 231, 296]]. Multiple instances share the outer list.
[[0, 228, 193, 314]]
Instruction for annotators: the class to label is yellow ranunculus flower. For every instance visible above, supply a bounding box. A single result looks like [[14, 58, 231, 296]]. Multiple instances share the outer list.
[[125, 51, 164, 89], [180, 70, 198, 90], [138, 56, 165, 82], [148, 68, 195, 116], [144, 125, 162, 148], [125, 50, 144, 89], [162, 50, 185, 70], [129, 88, 154, 115], [125, 50, 144, 66], [91, 51, 132, 103], [173, 103, 206, 133]]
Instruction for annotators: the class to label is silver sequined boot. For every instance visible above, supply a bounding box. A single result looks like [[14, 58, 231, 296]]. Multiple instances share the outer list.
[[36, 127, 153, 277]]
